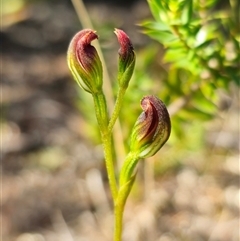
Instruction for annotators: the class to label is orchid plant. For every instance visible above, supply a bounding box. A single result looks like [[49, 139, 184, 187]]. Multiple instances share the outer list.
[[67, 28, 171, 241]]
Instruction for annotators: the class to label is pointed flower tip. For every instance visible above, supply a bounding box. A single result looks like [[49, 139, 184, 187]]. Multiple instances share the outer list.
[[114, 28, 134, 57], [114, 28, 130, 42], [114, 29, 135, 88], [67, 29, 103, 94], [76, 28, 98, 42], [130, 95, 171, 158]]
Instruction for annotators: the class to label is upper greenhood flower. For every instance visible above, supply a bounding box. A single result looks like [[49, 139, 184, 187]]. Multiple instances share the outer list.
[[114, 28, 136, 88], [67, 29, 103, 94], [130, 95, 171, 158]]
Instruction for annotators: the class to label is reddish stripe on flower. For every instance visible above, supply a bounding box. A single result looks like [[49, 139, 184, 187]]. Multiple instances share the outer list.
[[73, 29, 98, 72], [130, 95, 171, 158], [67, 29, 103, 93]]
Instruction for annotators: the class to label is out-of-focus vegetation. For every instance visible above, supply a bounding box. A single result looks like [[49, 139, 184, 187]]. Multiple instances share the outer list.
[[142, 0, 239, 100], [140, 0, 239, 122]]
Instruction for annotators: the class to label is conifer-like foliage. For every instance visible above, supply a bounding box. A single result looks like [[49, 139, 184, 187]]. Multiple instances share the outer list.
[[141, 0, 239, 122]]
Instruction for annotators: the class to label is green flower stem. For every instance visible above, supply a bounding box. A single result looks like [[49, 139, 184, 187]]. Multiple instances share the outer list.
[[108, 87, 126, 132], [92, 92, 109, 130], [119, 152, 139, 187], [114, 202, 124, 241], [102, 134, 118, 202], [114, 152, 139, 241], [92, 92, 118, 202], [93, 91, 138, 241]]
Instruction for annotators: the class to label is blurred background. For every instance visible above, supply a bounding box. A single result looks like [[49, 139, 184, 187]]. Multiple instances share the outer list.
[[1, 0, 239, 241]]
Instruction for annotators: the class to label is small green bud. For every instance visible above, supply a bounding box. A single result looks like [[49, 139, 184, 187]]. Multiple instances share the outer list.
[[130, 95, 171, 158], [114, 28, 136, 88], [67, 29, 103, 94]]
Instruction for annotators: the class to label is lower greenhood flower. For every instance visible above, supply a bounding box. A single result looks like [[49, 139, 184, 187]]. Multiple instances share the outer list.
[[67, 29, 103, 94], [130, 95, 171, 158]]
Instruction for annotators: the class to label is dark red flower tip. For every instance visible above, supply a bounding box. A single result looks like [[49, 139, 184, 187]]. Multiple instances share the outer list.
[[114, 28, 135, 88], [75, 29, 98, 71], [114, 28, 134, 59]]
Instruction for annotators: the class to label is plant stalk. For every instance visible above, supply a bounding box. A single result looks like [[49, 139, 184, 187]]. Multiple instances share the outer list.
[[114, 203, 124, 241], [92, 92, 118, 202], [109, 87, 126, 132]]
